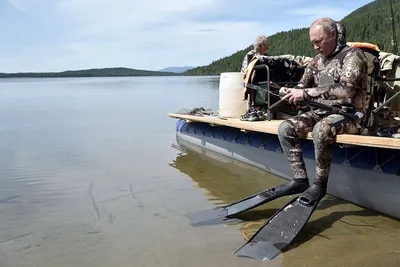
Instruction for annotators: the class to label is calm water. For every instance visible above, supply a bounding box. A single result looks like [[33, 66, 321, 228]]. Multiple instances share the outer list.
[[0, 76, 399, 267]]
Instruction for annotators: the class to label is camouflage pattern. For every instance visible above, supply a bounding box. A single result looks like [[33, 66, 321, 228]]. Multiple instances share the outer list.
[[241, 50, 269, 73], [241, 52, 311, 73], [278, 21, 368, 186], [278, 111, 359, 184], [296, 22, 368, 115]]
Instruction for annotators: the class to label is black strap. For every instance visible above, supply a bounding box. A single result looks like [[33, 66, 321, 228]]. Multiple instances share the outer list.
[[333, 45, 355, 66]]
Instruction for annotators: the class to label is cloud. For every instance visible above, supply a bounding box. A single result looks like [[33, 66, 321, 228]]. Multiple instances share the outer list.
[[7, 0, 26, 12], [49, 0, 298, 69], [23, 0, 272, 71], [0, 0, 376, 72], [55, 0, 217, 37], [197, 29, 218, 32], [31, 20, 267, 71], [287, 5, 350, 20]]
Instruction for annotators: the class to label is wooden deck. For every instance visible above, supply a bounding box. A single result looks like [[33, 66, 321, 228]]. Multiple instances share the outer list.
[[168, 113, 400, 150]]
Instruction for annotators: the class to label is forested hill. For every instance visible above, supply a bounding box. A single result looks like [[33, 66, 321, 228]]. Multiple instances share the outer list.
[[0, 67, 177, 78], [185, 0, 400, 76]]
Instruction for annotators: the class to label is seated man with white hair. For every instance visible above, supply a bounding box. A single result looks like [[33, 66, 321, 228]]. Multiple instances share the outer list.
[[241, 35, 269, 73]]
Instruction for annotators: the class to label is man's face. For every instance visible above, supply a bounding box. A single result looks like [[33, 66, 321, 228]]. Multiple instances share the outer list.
[[256, 42, 269, 55], [309, 25, 337, 56]]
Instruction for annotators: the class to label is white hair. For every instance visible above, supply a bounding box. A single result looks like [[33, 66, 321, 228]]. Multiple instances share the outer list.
[[253, 35, 269, 49]]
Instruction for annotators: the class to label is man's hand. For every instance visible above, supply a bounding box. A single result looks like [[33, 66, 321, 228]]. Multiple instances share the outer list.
[[281, 88, 304, 104], [279, 87, 291, 95]]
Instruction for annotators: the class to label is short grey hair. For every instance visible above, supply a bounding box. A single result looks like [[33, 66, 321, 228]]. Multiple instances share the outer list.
[[311, 17, 337, 33], [253, 35, 269, 48]]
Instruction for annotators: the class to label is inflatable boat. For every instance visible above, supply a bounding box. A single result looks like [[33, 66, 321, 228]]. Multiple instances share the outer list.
[[169, 113, 400, 219]]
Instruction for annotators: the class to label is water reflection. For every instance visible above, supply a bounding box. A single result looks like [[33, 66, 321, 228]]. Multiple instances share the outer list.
[[171, 136, 400, 266]]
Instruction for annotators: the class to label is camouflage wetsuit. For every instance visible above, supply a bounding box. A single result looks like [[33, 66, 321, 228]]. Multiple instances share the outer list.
[[277, 22, 368, 187]]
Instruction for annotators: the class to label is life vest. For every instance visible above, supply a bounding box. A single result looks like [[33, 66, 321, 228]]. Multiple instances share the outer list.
[[243, 56, 261, 104], [347, 42, 380, 52]]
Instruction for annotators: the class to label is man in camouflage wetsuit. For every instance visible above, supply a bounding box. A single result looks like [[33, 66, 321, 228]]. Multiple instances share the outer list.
[[276, 17, 368, 202]]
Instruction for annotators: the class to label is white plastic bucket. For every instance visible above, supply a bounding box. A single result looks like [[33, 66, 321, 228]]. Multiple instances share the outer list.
[[218, 72, 248, 118]]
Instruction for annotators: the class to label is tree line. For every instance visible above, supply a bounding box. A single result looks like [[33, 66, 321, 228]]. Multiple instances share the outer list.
[[0, 67, 178, 78], [185, 0, 400, 76]]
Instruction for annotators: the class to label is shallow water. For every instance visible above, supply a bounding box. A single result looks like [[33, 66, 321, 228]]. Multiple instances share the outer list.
[[0, 76, 399, 267]]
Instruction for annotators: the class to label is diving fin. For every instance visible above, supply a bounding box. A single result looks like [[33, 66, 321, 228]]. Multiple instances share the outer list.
[[234, 184, 326, 261], [187, 179, 309, 227]]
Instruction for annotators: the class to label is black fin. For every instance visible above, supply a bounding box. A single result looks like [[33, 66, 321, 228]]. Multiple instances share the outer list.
[[187, 179, 309, 227], [234, 184, 325, 260]]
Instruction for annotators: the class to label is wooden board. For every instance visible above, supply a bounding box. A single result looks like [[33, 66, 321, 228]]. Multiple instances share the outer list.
[[168, 113, 400, 150]]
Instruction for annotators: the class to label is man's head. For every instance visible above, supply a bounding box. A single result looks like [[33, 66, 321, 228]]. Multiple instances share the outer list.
[[309, 17, 338, 56], [253, 35, 269, 55]]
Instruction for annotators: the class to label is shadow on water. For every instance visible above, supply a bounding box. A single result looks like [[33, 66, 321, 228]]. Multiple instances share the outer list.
[[223, 196, 377, 242], [235, 195, 400, 258], [169, 140, 400, 262], [169, 142, 289, 209], [286, 207, 380, 251], [292, 197, 400, 246], [170, 140, 367, 221], [233, 196, 350, 223]]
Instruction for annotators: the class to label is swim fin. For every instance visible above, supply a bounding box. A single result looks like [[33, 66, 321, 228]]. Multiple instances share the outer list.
[[187, 179, 309, 227], [234, 184, 326, 261]]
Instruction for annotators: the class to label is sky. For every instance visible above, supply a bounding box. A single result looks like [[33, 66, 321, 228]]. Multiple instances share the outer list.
[[0, 0, 375, 72]]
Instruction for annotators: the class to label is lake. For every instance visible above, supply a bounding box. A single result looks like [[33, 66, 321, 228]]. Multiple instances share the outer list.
[[0, 76, 399, 267]]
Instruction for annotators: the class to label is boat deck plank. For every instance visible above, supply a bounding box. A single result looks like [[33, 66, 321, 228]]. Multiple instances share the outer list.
[[168, 113, 400, 150]]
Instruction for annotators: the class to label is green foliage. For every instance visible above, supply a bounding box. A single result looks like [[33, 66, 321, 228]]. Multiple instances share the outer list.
[[185, 0, 400, 76], [342, 0, 400, 52], [0, 67, 178, 78]]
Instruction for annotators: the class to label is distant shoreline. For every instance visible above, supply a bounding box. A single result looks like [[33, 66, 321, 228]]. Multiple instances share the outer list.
[[0, 74, 183, 78], [0, 67, 184, 78], [0, 75, 223, 78]]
